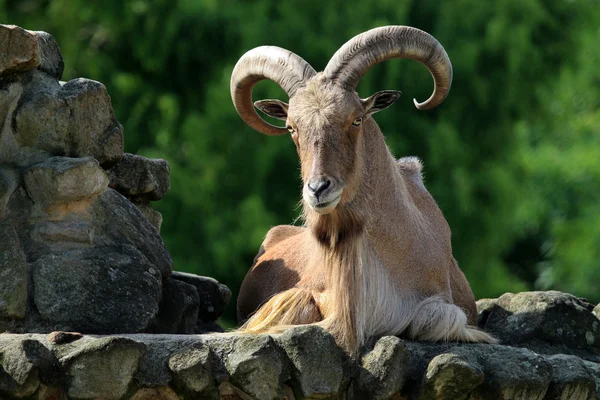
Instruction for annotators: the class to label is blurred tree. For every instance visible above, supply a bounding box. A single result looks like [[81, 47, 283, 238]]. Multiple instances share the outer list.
[[2, 0, 598, 323]]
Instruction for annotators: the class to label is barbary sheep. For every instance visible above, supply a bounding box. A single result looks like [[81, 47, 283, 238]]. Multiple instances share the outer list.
[[231, 25, 496, 354]]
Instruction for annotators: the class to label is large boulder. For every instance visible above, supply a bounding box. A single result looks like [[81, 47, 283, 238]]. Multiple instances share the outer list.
[[32, 245, 162, 333], [478, 291, 600, 350]]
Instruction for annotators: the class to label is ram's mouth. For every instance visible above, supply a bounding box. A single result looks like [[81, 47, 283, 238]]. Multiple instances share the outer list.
[[311, 194, 341, 215], [314, 197, 340, 209]]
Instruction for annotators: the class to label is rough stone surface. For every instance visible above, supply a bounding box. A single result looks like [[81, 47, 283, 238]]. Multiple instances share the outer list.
[[90, 188, 173, 278], [584, 361, 600, 397], [168, 345, 218, 399], [60, 337, 144, 400], [172, 271, 232, 324], [33, 245, 162, 333], [480, 291, 600, 350], [61, 78, 124, 167], [32, 30, 64, 79], [276, 325, 344, 399], [108, 153, 170, 201], [224, 335, 285, 400], [149, 278, 199, 334], [12, 74, 124, 168], [357, 336, 409, 400], [545, 354, 596, 400], [24, 156, 108, 210], [594, 304, 600, 319], [418, 351, 484, 400], [0, 226, 28, 320], [0, 338, 58, 398], [471, 345, 553, 399]]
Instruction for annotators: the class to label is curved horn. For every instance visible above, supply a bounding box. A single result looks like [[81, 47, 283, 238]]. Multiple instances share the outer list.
[[324, 26, 452, 110], [231, 46, 316, 135]]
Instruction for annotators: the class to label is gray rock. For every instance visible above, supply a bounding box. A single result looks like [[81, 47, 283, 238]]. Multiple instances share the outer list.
[[13, 72, 72, 160], [357, 336, 410, 400], [224, 335, 285, 400], [133, 200, 163, 231], [0, 166, 19, 219], [171, 271, 231, 324], [32, 221, 94, 244], [545, 355, 597, 400], [23, 156, 108, 210], [33, 245, 162, 333], [276, 325, 344, 399], [168, 345, 218, 399], [0, 226, 27, 319], [31, 30, 64, 80], [132, 336, 199, 387], [473, 345, 553, 400], [594, 304, 600, 319], [60, 336, 144, 400], [0, 25, 39, 76], [150, 278, 199, 334], [583, 361, 600, 398], [418, 351, 484, 400], [91, 188, 173, 278], [59, 78, 124, 168], [0, 338, 58, 398], [108, 153, 170, 201], [481, 291, 600, 349], [14, 75, 123, 168]]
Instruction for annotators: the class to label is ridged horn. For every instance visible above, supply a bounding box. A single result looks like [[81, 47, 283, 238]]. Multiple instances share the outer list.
[[324, 26, 452, 110], [231, 46, 316, 135]]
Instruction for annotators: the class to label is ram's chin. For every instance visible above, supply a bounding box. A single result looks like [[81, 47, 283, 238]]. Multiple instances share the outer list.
[[307, 195, 341, 215]]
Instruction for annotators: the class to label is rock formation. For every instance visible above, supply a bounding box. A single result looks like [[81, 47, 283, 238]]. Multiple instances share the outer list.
[[1, 24, 599, 400], [0, 24, 230, 335]]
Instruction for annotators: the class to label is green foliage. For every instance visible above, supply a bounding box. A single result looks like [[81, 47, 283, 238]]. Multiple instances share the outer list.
[[3, 0, 599, 323]]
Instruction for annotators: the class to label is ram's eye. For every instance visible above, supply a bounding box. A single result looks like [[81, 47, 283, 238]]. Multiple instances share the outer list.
[[286, 125, 295, 133], [352, 118, 363, 127]]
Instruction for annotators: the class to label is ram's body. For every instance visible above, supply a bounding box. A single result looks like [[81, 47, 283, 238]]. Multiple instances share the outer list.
[[231, 26, 496, 353]]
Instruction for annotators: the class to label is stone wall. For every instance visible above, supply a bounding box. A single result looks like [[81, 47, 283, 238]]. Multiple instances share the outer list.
[[1, 24, 599, 400], [0, 291, 599, 399]]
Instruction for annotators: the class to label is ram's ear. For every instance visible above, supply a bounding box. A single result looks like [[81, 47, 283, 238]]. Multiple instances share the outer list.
[[254, 99, 289, 120], [361, 90, 402, 115]]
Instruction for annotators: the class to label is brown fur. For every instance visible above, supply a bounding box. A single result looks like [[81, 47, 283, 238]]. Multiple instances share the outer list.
[[237, 73, 495, 353]]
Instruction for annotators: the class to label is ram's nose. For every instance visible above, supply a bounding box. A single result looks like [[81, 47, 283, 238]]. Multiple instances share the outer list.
[[307, 176, 332, 199]]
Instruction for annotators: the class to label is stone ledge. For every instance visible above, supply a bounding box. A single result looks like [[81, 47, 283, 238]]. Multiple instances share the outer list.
[[0, 326, 598, 400]]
